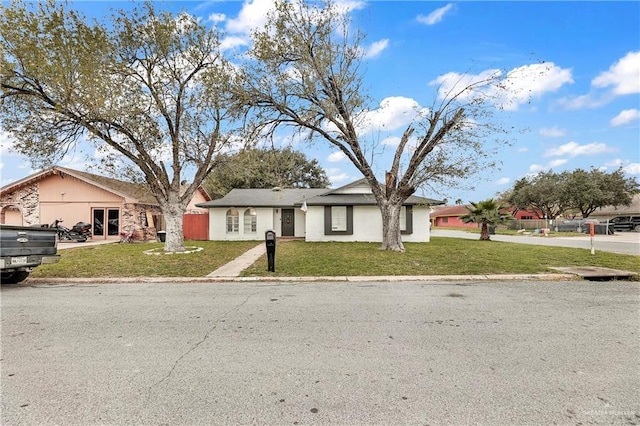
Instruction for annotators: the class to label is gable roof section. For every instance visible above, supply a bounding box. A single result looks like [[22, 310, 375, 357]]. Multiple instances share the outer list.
[[303, 193, 442, 206], [1, 166, 157, 204], [304, 179, 444, 206], [196, 188, 329, 208], [431, 205, 469, 217], [1, 166, 210, 206]]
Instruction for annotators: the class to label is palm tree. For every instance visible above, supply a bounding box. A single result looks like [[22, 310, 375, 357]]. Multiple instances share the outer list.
[[461, 199, 512, 241]]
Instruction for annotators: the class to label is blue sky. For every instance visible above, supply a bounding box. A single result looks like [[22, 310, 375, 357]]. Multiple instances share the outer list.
[[1, 1, 639, 204]]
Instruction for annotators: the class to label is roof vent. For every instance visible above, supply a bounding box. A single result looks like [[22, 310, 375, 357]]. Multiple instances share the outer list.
[[272, 187, 282, 191]]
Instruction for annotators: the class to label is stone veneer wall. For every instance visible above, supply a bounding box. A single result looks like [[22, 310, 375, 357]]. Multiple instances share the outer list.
[[0, 183, 40, 225], [122, 203, 163, 240]]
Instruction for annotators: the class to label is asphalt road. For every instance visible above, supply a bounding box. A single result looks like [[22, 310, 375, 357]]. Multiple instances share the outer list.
[[2, 280, 639, 425], [431, 229, 640, 256]]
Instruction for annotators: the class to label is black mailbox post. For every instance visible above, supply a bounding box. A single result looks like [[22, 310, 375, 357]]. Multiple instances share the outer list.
[[265, 230, 276, 272]]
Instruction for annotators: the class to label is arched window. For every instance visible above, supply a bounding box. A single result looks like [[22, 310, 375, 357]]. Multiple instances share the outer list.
[[244, 208, 257, 233], [226, 209, 239, 233]]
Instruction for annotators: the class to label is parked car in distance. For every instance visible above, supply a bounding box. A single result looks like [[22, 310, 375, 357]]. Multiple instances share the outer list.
[[606, 215, 640, 232]]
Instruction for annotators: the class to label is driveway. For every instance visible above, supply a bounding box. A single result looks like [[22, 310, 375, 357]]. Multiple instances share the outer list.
[[432, 229, 640, 255], [2, 280, 638, 425]]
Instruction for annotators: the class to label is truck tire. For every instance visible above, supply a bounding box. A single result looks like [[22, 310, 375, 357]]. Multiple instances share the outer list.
[[0, 270, 30, 284], [634, 224, 640, 232]]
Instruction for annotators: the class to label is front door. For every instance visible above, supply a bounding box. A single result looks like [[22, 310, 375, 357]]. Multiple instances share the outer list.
[[92, 208, 120, 238], [281, 209, 295, 237]]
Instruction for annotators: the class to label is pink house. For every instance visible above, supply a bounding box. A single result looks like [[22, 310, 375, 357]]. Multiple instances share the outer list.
[[0, 166, 210, 240]]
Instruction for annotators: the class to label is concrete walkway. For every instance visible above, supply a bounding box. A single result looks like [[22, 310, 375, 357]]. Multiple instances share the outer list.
[[206, 243, 266, 278]]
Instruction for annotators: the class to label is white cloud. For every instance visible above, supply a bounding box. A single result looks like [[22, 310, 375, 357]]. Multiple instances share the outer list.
[[529, 159, 568, 173], [429, 62, 573, 111], [544, 141, 616, 158], [548, 159, 568, 168], [327, 151, 346, 162], [0, 130, 17, 156], [382, 136, 401, 146], [417, 4, 454, 25], [539, 126, 566, 138], [226, 0, 275, 35], [610, 109, 640, 127], [354, 96, 428, 136], [208, 13, 226, 24], [592, 51, 640, 95], [326, 168, 350, 185], [495, 177, 510, 185], [560, 51, 640, 110], [603, 159, 624, 169], [333, 0, 366, 14], [517, 146, 529, 153], [623, 163, 640, 175], [363, 39, 389, 59], [220, 36, 249, 51], [558, 93, 608, 110]]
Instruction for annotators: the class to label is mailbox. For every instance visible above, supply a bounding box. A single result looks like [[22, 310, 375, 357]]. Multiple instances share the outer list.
[[265, 230, 276, 272]]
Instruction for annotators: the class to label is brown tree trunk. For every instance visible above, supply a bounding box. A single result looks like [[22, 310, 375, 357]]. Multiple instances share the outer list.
[[380, 202, 405, 252], [480, 222, 490, 241], [159, 197, 188, 252]]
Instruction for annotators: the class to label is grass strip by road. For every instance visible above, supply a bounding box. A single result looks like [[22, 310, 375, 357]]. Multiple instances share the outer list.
[[241, 238, 640, 277], [30, 238, 639, 279], [30, 240, 259, 278]]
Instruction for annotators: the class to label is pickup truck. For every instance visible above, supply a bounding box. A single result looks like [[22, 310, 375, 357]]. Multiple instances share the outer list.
[[0, 224, 60, 284]]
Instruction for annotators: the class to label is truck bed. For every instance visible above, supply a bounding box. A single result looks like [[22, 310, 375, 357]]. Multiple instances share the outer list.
[[1, 225, 60, 283]]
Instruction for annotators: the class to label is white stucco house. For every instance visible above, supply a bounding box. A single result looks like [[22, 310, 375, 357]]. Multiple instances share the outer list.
[[196, 179, 442, 242]]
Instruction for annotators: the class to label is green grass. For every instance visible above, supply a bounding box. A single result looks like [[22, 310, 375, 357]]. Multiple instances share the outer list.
[[30, 238, 639, 279], [30, 240, 260, 278], [241, 238, 640, 277]]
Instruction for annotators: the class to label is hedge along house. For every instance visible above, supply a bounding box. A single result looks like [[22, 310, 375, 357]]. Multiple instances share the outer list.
[[0, 166, 210, 240], [197, 179, 443, 242]]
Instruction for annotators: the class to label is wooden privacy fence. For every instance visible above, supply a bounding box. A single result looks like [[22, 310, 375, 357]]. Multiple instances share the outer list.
[[183, 213, 209, 240]]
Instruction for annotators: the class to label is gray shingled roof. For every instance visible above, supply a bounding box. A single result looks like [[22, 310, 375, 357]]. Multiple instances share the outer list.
[[196, 188, 329, 208], [197, 186, 443, 208], [303, 193, 443, 206]]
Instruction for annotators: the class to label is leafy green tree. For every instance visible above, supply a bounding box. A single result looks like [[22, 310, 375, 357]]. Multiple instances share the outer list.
[[0, 1, 240, 252], [506, 169, 639, 219], [461, 199, 512, 241], [236, 0, 516, 251], [204, 147, 330, 199], [565, 168, 639, 217], [506, 172, 568, 219]]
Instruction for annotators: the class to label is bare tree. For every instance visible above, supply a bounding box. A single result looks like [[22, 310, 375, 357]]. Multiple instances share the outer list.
[[1, 1, 240, 251], [238, 0, 515, 251]]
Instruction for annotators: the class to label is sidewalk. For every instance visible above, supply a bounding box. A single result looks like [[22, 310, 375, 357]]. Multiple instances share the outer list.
[[206, 243, 266, 278]]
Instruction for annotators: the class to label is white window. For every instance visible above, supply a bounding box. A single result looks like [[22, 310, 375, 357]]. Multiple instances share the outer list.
[[400, 206, 407, 232], [244, 208, 257, 233], [226, 209, 239, 233], [331, 206, 347, 231]]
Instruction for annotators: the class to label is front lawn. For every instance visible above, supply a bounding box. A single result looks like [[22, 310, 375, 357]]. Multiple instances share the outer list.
[[29, 238, 640, 279], [241, 238, 640, 277], [30, 240, 260, 278]]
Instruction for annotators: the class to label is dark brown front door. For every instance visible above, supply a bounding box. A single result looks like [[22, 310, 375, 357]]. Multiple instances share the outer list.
[[281, 209, 295, 237]]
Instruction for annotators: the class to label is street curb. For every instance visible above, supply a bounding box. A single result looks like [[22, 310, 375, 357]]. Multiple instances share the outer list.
[[22, 273, 580, 285]]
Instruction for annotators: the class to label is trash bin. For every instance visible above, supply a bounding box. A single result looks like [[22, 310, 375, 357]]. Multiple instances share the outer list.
[[488, 225, 496, 235], [265, 230, 276, 272], [157, 231, 166, 242]]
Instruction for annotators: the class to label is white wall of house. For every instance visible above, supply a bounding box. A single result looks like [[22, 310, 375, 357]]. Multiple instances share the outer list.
[[209, 207, 275, 241], [305, 205, 431, 243], [272, 209, 281, 236], [294, 208, 306, 237], [404, 207, 431, 243]]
